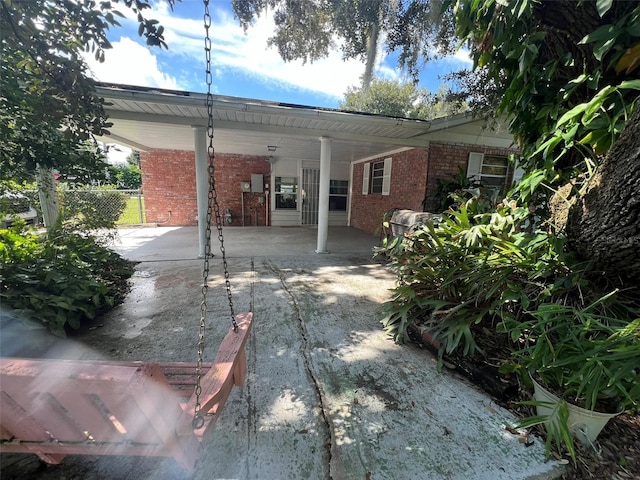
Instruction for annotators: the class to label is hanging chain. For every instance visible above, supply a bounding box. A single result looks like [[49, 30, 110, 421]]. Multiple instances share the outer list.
[[193, 0, 238, 429]]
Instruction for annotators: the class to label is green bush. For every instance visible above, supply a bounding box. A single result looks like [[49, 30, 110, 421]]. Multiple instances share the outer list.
[[378, 191, 640, 460], [377, 193, 637, 363], [0, 222, 135, 336], [107, 163, 142, 189], [377, 195, 562, 352], [430, 166, 476, 212]]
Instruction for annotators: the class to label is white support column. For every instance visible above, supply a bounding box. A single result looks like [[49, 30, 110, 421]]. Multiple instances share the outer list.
[[193, 126, 208, 258], [316, 136, 332, 254]]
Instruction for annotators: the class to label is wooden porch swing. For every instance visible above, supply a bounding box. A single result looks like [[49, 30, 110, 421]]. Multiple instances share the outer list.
[[0, 1, 253, 472]]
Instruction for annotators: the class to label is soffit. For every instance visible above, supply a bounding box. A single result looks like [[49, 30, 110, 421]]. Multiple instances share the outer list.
[[97, 84, 515, 162]]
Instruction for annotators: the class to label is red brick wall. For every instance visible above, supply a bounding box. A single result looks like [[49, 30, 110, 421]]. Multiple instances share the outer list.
[[140, 149, 196, 225], [350, 143, 521, 234], [350, 149, 429, 234], [140, 149, 270, 226], [423, 143, 520, 212], [140, 143, 520, 231], [214, 154, 271, 226]]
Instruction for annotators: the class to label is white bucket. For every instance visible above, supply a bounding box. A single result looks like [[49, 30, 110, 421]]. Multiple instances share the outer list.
[[531, 375, 620, 446]]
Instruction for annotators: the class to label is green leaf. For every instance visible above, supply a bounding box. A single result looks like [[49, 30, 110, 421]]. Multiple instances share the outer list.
[[579, 24, 617, 46], [618, 79, 640, 90], [557, 103, 589, 126], [595, 0, 613, 17], [513, 413, 549, 429], [517, 0, 529, 19]]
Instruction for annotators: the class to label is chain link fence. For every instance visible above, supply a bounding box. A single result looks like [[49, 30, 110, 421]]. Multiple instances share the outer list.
[[24, 189, 145, 226]]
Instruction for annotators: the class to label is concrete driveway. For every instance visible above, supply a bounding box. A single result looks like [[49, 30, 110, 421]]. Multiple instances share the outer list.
[[1, 226, 562, 480]]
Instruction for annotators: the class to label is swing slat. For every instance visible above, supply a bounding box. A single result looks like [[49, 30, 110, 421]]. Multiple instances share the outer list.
[[179, 312, 253, 439], [0, 311, 253, 472]]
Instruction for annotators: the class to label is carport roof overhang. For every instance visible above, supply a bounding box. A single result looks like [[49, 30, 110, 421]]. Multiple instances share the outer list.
[[96, 83, 514, 163]]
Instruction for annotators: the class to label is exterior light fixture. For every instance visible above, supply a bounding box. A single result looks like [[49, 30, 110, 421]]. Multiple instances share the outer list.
[[267, 145, 277, 152]]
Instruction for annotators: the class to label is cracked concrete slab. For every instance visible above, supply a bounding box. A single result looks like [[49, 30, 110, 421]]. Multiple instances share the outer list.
[[0, 226, 564, 480]]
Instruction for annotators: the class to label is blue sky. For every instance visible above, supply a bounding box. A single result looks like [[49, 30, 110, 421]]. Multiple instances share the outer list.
[[84, 0, 473, 110]]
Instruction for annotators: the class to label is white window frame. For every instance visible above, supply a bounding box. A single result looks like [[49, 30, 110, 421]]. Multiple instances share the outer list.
[[467, 153, 509, 188], [362, 157, 392, 196], [329, 179, 349, 211], [274, 176, 298, 209]]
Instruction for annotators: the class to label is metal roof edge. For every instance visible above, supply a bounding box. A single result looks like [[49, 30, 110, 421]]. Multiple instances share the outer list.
[[95, 82, 433, 131], [424, 112, 513, 135]]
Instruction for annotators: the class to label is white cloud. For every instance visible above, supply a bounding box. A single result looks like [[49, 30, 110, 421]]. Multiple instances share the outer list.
[[452, 48, 473, 66], [83, 37, 179, 89], [141, 3, 370, 99], [83, 1, 468, 101]]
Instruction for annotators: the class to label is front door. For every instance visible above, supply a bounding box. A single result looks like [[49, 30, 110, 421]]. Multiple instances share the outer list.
[[301, 168, 320, 225]]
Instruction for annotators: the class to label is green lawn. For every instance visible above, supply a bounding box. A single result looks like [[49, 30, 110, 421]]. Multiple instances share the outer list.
[[116, 196, 145, 225]]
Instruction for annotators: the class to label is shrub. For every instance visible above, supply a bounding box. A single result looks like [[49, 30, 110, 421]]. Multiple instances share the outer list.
[[107, 163, 142, 189], [377, 193, 636, 363], [378, 190, 640, 460], [378, 195, 560, 353], [0, 222, 135, 336], [430, 166, 476, 211], [509, 302, 640, 411]]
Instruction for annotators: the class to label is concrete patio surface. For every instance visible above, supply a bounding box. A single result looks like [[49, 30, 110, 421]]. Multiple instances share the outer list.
[[0, 226, 563, 480]]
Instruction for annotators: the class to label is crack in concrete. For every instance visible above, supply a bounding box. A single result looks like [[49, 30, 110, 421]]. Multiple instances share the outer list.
[[244, 319, 258, 478], [264, 260, 335, 480], [239, 256, 258, 478]]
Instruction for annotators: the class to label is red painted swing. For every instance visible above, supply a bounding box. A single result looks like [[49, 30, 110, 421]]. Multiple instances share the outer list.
[[0, 2, 252, 472], [0, 314, 252, 472]]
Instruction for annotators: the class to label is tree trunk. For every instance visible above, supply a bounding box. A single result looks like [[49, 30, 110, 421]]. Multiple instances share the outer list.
[[565, 108, 640, 285], [362, 21, 380, 91]]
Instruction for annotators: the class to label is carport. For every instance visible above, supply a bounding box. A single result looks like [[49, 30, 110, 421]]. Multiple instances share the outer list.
[[96, 83, 512, 256]]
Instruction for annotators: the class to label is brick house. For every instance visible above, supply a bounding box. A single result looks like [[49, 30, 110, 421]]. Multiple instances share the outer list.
[[350, 143, 522, 234], [98, 84, 519, 254]]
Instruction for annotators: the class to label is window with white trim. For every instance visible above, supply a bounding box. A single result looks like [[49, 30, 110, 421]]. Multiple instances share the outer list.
[[467, 153, 509, 188], [370, 161, 385, 194], [275, 176, 298, 209], [362, 157, 392, 196], [329, 180, 348, 211]]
